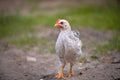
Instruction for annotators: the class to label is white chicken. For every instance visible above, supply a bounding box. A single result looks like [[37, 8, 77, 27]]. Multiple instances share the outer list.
[[54, 19, 83, 79]]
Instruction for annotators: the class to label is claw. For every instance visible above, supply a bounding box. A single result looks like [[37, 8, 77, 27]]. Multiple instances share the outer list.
[[55, 72, 65, 79], [67, 73, 74, 77]]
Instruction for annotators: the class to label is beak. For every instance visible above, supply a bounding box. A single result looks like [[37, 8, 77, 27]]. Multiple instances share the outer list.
[[54, 19, 63, 28], [54, 19, 61, 27], [54, 23, 62, 28], [54, 23, 58, 27]]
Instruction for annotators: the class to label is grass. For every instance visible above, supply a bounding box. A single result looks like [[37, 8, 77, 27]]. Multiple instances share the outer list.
[[63, 6, 120, 30], [94, 32, 120, 55], [0, 15, 38, 38], [49, 47, 55, 53], [90, 55, 99, 60], [0, 5, 120, 53], [110, 33, 120, 51], [77, 56, 87, 63], [10, 34, 50, 47]]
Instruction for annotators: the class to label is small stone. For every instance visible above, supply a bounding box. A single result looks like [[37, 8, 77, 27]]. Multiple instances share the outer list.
[[24, 74, 28, 76], [79, 72, 83, 75], [26, 56, 37, 62]]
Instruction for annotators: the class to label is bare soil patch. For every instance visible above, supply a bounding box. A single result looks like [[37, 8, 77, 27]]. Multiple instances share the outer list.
[[0, 28, 120, 80]]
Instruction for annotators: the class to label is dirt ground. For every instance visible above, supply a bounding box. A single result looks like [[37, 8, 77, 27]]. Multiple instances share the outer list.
[[0, 0, 120, 79], [0, 28, 120, 80]]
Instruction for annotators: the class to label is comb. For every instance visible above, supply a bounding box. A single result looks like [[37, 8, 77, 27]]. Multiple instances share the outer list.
[[56, 19, 61, 23]]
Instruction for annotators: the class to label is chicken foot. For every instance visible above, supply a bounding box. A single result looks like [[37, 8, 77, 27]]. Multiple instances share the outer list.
[[67, 63, 74, 77], [56, 65, 65, 79]]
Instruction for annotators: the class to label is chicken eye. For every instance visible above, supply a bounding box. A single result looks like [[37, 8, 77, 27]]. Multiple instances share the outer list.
[[60, 22, 63, 24]]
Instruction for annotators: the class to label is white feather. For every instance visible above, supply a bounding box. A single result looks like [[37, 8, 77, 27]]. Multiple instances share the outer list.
[[55, 19, 82, 65]]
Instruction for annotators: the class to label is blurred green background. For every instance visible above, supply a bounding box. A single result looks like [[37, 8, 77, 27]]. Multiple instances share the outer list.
[[0, 0, 120, 54]]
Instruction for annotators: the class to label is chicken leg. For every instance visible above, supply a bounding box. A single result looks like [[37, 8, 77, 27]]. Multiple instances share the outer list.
[[56, 65, 65, 79], [67, 63, 74, 77]]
